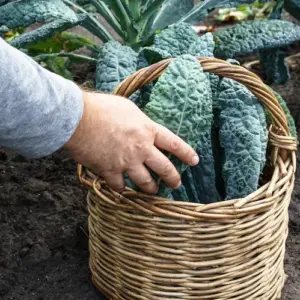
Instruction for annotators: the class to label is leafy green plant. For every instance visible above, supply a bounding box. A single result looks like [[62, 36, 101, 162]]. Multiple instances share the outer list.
[[0, 0, 279, 49], [23, 31, 96, 79]]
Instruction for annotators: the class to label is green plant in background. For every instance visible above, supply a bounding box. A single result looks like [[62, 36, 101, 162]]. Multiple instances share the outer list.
[[215, 1, 276, 22], [3, 28, 26, 42], [2, 0, 300, 83], [28, 32, 97, 79], [0, 0, 97, 78]]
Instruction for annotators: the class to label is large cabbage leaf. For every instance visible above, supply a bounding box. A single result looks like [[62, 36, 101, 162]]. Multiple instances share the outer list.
[[214, 20, 300, 58], [216, 78, 268, 200], [0, 0, 77, 29], [143, 54, 212, 198], [96, 41, 138, 94], [139, 23, 215, 67], [147, 23, 200, 58], [10, 15, 87, 49]]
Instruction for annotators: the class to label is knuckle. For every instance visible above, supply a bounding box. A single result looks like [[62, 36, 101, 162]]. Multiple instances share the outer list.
[[139, 176, 153, 186], [170, 137, 181, 151], [145, 122, 157, 135], [162, 162, 174, 177]]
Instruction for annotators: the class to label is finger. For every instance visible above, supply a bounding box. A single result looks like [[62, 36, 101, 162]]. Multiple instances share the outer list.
[[127, 166, 158, 194], [145, 147, 181, 189], [154, 124, 199, 166], [102, 172, 125, 193]]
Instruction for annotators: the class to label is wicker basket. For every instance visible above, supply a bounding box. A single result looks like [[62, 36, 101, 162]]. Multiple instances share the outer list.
[[78, 57, 297, 300]]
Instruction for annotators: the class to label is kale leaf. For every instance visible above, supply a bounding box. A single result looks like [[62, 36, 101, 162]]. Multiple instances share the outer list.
[[214, 20, 300, 58], [144, 54, 212, 198], [216, 78, 267, 200]]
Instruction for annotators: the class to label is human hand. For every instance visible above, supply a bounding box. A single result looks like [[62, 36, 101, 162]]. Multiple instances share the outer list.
[[64, 92, 199, 194]]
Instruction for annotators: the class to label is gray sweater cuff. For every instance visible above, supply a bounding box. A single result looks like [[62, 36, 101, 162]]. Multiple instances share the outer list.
[[0, 38, 84, 158]]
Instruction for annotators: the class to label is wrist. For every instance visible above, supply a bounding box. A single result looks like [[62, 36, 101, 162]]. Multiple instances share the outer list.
[[63, 91, 91, 153]]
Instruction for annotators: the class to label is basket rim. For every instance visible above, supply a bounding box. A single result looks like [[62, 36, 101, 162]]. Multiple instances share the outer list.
[[78, 56, 297, 217]]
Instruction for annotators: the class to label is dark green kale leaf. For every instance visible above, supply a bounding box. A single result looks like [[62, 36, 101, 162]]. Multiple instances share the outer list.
[[144, 54, 212, 198], [214, 20, 300, 58]]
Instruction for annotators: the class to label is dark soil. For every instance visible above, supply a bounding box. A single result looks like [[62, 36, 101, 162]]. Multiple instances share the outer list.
[[1, 25, 300, 300], [0, 150, 103, 300]]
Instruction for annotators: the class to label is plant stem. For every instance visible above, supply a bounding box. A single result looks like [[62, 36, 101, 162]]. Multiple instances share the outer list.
[[140, 0, 164, 21], [128, 0, 141, 20], [91, 0, 125, 39], [142, 0, 154, 12], [63, 0, 114, 42], [136, 0, 163, 42], [34, 53, 98, 63], [115, 0, 132, 29]]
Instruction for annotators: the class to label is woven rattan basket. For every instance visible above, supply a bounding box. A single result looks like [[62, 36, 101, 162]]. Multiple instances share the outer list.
[[78, 57, 297, 300]]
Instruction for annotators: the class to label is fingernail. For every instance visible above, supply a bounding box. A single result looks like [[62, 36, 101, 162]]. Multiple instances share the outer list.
[[175, 181, 182, 189], [190, 155, 199, 166]]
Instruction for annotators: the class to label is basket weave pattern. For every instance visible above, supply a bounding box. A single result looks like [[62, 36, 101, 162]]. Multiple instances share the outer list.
[[79, 58, 297, 300]]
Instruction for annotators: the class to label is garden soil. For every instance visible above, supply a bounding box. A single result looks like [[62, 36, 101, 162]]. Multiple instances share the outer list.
[[1, 60, 300, 300]]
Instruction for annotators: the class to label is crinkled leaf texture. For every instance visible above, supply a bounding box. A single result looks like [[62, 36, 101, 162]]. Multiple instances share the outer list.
[[214, 20, 300, 58], [138, 23, 214, 67], [0, 0, 77, 29], [96, 41, 138, 96], [10, 15, 87, 49], [216, 78, 268, 200], [188, 33, 215, 57], [137, 24, 214, 108], [150, 0, 194, 33], [149, 23, 213, 58], [144, 54, 212, 198]]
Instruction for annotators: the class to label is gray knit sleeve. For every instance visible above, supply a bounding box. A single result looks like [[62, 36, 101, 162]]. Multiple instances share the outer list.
[[0, 37, 83, 158]]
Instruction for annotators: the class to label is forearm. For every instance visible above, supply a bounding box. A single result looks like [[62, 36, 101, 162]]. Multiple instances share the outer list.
[[0, 37, 83, 158]]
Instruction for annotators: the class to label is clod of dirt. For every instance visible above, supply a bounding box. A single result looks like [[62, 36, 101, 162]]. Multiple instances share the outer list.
[[19, 247, 30, 258]]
